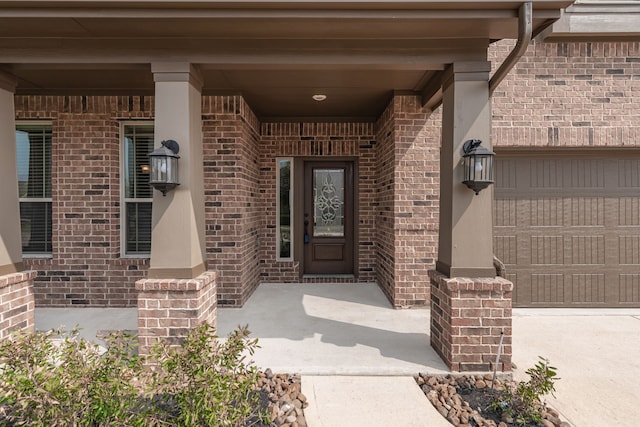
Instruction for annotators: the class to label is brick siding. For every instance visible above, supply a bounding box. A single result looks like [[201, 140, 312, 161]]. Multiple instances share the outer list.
[[376, 96, 440, 307], [12, 39, 640, 309], [0, 271, 36, 338], [202, 97, 261, 307], [492, 40, 640, 148], [15, 96, 153, 307], [429, 270, 513, 372], [258, 122, 377, 286], [136, 271, 217, 356]]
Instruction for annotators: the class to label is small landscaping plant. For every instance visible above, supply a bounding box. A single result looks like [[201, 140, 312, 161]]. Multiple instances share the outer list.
[[144, 324, 266, 426], [0, 324, 267, 426], [491, 357, 559, 426]]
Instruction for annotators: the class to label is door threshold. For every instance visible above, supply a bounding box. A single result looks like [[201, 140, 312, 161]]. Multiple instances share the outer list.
[[303, 274, 355, 279]]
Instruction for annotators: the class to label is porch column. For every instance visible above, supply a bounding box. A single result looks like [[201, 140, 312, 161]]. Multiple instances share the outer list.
[[0, 71, 35, 337], [148, 63, 207, 278], [430, 62, 513, 372], [0, 72, 23, 275], [136, 63, 215, 355]]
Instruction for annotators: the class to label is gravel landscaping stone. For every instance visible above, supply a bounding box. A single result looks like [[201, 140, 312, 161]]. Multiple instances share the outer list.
[[256, 369, 308, 427], [416, 374, 570, 427]]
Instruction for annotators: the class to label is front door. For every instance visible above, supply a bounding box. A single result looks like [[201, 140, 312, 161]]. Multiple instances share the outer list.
[[303, 161, 354, 275]]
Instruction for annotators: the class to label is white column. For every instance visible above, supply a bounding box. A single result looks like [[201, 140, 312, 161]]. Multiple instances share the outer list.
[[148, 63, 206, 279], [0, 72, 24, 275], [436, 61, 495, 278]]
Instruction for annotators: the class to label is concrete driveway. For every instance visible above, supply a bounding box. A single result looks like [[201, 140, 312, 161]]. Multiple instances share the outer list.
[[513, 309, 640, 427]]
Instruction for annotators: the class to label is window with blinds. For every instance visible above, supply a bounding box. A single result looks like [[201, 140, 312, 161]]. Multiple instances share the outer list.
[[16, 123, 52, 255], [122, 123, 154, 256]]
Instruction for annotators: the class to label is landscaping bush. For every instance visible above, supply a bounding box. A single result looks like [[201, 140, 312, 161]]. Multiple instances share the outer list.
[[491, 357, 560, 426], [144, 324, 266, 426], [0, 324, 267, 426]]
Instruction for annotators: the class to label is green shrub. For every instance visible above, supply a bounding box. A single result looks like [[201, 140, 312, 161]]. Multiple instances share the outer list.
[[144, 324, 266, 426], [491, 357, 559, 426], [0, 324, 266, 427], [0, 328, 104, 425]]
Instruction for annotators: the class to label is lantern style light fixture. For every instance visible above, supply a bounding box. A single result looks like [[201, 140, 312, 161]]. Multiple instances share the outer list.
[[149, 139, 180, 196], [462, 139, 495, 195]]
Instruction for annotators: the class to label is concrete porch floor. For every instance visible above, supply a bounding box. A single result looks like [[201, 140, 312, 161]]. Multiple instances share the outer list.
[[35, 282, 449, 375], [216, 283, 449, 375]]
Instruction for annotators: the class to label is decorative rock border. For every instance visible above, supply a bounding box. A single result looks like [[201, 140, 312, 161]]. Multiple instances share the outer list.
[[258, 369, 308, 427], [416, 374, 570, 427]]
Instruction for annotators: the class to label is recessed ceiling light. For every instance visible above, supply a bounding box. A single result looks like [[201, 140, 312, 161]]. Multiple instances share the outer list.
[[312, 94, 327, 101]]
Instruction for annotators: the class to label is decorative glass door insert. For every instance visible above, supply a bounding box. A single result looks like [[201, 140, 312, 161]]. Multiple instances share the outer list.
[[313, 169, 345, 237]]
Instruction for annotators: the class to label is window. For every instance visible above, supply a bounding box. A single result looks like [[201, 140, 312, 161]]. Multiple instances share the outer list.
[[16, 123, 52, 255], [276, 158, 293, 261], [122, 123, 154, 256]]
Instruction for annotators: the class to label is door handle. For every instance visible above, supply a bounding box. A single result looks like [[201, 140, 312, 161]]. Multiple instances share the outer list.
[[304, 214, 310, 244]]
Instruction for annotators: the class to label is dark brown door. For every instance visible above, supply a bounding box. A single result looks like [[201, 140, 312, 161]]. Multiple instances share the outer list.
[[303, 161, 354, 275]]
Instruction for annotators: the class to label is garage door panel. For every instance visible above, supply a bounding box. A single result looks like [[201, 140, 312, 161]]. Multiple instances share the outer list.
[[530, 273, 565, 305], [494, 199, 517, 227], [619, 197, 640, 226], [495, 159, 517, 190], [531, 159, 565, 189], [618, 159, 640, 187], [619, 274, 640, 304], [569, 274, 606, 304], [526, 271, 614, 306], [619, 235, 640, 265], [570, 197, 604, 226], [495, 154, 640, 308], [530, 235, 564, 265], [530, 198, 564, 227], [494, 235, 517, 265], [569, 159, 605, 189], [570, 235, 605, 265]]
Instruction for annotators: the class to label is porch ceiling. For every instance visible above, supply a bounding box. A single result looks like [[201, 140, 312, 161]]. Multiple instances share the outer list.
[[0, 0, 573, 120]]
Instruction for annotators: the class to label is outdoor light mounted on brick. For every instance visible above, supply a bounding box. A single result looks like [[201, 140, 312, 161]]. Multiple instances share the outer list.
[[149, 139, 180, 196], [462, 139, 495, 195]]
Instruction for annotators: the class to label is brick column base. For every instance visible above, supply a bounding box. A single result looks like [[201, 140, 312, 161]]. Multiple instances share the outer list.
[[429, 269, 513, 372], [0, 270, 36, 339], [136, 271, 217, 356]]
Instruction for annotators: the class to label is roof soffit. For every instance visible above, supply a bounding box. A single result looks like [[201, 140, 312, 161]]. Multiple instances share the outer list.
[[0, 1, 573, 119]]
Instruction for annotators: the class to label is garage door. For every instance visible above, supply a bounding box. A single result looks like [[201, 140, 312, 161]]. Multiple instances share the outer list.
[[494, 152, 640, 308]]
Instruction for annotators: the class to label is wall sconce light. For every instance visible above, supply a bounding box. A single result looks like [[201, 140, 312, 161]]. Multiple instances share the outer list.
[[462, 139, 495, 195], [149, 139, 180, 196]]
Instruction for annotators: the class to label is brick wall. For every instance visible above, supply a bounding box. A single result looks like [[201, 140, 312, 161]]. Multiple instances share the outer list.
[[13, 95, 382, 308], [258, 122, 377, 284], [15, 96, 153, 307], [202, 96, 262, 307], [491, 40, 640, 148], [13, 40, 640, 309], [136, 271, 217, 356], [429, 270, 513, 372], [0, 271, 36, 338], [375, 101, 396, 303], [376, 96, 440, 307]]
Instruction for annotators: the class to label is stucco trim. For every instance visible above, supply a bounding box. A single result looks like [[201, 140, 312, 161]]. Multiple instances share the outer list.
[[146, 263, 207, 280], [0, 262, 25, 276]]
